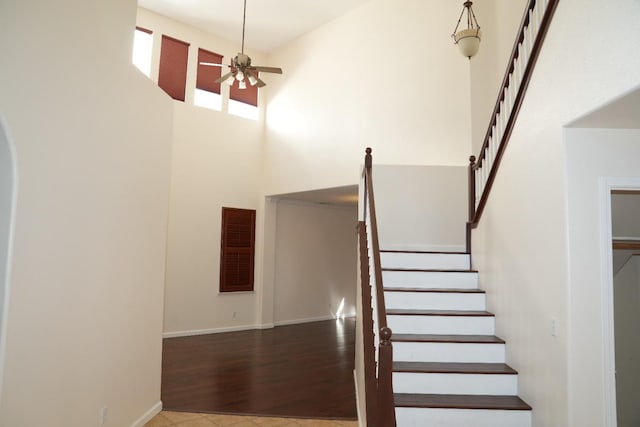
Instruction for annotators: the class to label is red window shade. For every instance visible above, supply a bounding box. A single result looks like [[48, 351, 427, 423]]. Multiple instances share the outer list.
[[158, 35, 190, 101], [220, 207, 256, 293], [229, 71, 259, 107], [197, 48, 223, 94]]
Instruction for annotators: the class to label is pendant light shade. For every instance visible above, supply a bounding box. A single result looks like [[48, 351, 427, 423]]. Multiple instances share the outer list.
[[452, 1, 482, 59]]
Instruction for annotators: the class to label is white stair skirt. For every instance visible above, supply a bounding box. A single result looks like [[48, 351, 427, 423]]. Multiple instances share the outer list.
[[385, 290, 485, 311], [395, 407, 532, 427], [393, 372, 518, 395], [381, 252, 470, 270], [387, 314, 495, 335], [383, 270, 478, 289], [393, 342, 506, 363]]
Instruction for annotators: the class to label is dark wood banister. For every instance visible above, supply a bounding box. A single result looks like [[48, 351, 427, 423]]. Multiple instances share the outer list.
[[359, 147, 396, 427], [467, 0, 560, 248]]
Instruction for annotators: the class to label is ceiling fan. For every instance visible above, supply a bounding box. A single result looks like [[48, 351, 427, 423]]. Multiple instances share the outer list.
[[200, 0, 283, 89]]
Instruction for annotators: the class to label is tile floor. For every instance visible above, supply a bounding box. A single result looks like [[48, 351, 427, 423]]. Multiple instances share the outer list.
[[145, 411, 359, 427]]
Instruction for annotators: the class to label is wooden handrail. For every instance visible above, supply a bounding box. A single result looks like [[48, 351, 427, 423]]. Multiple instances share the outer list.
[[468, 0, 560, 246], [359, 148, 396, 427]]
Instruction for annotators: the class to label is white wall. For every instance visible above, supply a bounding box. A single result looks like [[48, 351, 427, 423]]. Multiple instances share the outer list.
[[565, 129, 640, 427], [163, 103, 264, 336], [469, 1, 640, 426], [263, 0, 472, 197], [613, 255, 640, 427], [469, 0, 527, 154], [374, 165, 467, 251], [0, 1, 173, 426], [273, 200, 357, 325]]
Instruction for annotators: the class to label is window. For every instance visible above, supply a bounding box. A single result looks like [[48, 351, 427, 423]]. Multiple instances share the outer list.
[[228, 73, 258, 119], [194, 48, 224, 111], [132, 27, 153, 77], [158, 35, 190, 101], [220, 207, 256, 293]]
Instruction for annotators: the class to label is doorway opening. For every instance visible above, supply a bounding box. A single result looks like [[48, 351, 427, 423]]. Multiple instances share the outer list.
[[610, 189, 640, 426], [0, 117, 17, 402]]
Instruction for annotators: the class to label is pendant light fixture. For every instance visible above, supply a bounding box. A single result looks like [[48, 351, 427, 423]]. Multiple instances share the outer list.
[[452, 1, 482, 59]]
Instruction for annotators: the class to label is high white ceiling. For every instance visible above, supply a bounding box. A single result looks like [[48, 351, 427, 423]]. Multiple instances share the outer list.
[[138, 0, 373, 53]]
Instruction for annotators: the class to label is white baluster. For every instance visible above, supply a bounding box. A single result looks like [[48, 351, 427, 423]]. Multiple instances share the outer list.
[[475, 169, 481, 207], [523, 26, 531, 65], [490, 134, 498, 164], [497, 106, 504, 143], [507, 83, 513, 114], [529, 10, 537, 41], [515, 55, 523, 94], [483, 149, 490, 187], [518, 46, 525, 83]]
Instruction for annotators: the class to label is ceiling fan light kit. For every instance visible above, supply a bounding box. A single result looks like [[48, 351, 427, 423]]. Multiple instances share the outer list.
[[199, 0, 282, 89], [452, 1, 482, 59]]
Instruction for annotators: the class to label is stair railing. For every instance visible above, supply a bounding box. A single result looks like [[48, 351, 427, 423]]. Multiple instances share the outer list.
[[359, 148, 396, 427], [467, 0, 560, 248]]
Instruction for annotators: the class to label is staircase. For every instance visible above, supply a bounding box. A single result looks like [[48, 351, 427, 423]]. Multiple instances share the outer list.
[[381, 250, 532, 427]]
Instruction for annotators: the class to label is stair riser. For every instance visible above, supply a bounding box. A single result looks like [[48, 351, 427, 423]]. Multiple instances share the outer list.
[[388, 315, 495, 335], [395, 408, 532, 427], [385, 291, 486, 311], [393, 372, 518, 395], [383, 271, 478, 289], [381, 253, 470, 270], [393, 342, 505, 363]]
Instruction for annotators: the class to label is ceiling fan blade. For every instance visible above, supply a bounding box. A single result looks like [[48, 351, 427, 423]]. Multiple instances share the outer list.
[[200, 62, 227, 67], [215, 71, 235, 84], [256, 78, 266, 88], [251, 66, 283, 74]]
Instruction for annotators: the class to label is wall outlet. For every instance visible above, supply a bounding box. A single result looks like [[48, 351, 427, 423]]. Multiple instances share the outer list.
[[99, 406, 108, 425]]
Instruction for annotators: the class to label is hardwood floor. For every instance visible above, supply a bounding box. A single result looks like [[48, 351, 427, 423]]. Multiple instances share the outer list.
[[161, 318, 357, 420]]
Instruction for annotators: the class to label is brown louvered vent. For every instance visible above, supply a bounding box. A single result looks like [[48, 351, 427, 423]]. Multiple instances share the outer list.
[[220, 207, 256, 292]]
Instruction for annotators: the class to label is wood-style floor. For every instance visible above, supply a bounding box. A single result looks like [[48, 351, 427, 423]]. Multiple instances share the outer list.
[[161, 318, 357, 420]]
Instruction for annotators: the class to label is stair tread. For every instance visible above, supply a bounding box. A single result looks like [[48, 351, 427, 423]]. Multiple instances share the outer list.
[[383, 268, 477, 273], [387, 309, 494, 317], [393, 361, 517, 374], [392, 334, 505, 344], [384, 287, 485, 294], [394, 393, 531, 410], [381, 250, 469, 255]]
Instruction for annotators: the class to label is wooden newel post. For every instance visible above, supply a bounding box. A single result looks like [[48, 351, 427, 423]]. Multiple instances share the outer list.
[[378, 326, 396, 426], [468, 155, 476, 222], [466, 155, 476, 254]]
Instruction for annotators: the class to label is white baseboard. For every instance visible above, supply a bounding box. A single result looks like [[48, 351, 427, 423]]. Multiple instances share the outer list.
[[163, 324, 262, 338], [274, 313, 356, 327], [257, 323, 275, 330], [131, 401, 162, 427], [381, 243, 466, 253], [163, 316, 355, 338]]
